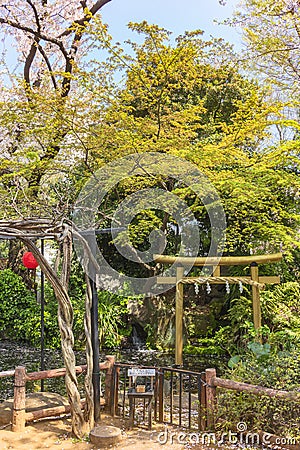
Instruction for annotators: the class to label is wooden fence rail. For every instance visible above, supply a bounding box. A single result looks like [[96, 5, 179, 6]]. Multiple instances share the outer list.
[[0, 370, 15, 378], [212, 375, 300, 402], [24, 399, 88, 422], [0, 355, 115, 432], [204, 368, 300, 430]]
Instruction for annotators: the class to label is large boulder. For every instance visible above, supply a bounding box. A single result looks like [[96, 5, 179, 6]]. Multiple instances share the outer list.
[[128, 287, 226, 349]]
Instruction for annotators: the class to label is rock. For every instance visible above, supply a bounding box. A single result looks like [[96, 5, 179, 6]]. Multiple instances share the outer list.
[[128, 294, 177, 349], [127, 285, 226, 349], [210, 297, 225, 318], [0, 392, 69, 426], [186, 305, 216, 336], [89, 425, 122, 447]]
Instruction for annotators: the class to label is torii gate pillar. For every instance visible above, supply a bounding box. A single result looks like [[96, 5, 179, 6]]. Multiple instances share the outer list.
[[250, 262, 262, 331], [175, 266, 184, 366]]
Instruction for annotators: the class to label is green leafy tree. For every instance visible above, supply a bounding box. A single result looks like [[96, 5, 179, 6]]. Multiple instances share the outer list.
[[226, 0, 300, 272], [86, 21, 300, 264], [229, 0, 300, 96]]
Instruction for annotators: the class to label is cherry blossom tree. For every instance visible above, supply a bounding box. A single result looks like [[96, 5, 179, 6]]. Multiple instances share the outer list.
[[0, 0, 111, 93], [0, 0, 112, 197]]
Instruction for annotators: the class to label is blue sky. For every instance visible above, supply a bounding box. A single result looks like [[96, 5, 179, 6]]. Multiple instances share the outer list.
[[100, 0, 241, 47]]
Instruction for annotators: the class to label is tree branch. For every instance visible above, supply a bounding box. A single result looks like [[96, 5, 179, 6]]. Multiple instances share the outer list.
[[89, 0, 112, 15], [22, 1, 43, 89], [61, 0, 111, 97], [58, 0, 112, 38], [25, 0, 42, 33], [36, 43, 58, 89], [247, 45, 300, 58], [80, 0, 88, 10], [0, 18, 69, 59], [24, 38, 39, 88]]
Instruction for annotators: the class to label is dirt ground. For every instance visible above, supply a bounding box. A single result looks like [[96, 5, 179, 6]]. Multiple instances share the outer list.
[[0, 415, 188, 450], [2, 415, 299, 450]]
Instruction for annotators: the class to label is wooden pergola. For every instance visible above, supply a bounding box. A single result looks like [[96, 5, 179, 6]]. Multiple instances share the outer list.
[[154, 253, 282, 365], [0, 219, 101, 438]]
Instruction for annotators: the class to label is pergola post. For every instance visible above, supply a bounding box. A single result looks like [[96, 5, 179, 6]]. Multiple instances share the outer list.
[[90, 278, 101, 423], [175, 266, 184, 366], [250, 262, 261, 333]]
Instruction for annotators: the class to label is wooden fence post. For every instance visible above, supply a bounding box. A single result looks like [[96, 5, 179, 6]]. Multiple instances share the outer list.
[[199, 372, 207, 431], [114, 366, 120, 416], [104, 355, 115, 413], [158, 369, 164, 423], [12, 366, 26, 432], [205, 368, 216, 430]]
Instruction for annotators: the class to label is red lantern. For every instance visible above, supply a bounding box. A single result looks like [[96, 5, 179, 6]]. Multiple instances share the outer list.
[[22, 252, 39, 269]]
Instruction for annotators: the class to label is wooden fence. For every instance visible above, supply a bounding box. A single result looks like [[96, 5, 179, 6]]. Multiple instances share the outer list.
[[111, 363, 207, 431], [111, 364, 300, 434], [0, 355, 115, 432], [205, 368, 300, 429], [1, 362, 299, 434]]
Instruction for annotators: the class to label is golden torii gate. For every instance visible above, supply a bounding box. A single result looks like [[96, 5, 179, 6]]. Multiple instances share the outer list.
[[154, 253, 282, 365]]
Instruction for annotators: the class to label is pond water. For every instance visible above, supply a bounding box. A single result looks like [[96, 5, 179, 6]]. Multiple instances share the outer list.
[[0, 340, 227, 402]]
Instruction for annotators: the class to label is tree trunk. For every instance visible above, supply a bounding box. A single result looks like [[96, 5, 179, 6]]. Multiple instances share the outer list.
[[20, 235, 86, 438]]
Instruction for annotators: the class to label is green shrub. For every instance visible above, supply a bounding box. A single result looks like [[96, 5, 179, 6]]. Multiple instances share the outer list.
[[42, 263, 130, 350], [189, 282, 300, 356], [261, 282, 300, 349], [0, 264, 130, 350], [215, 282, 300, 439], [217, 345, 300, 439], [0, 269, 40, 345], [98, 290, 129, 349]]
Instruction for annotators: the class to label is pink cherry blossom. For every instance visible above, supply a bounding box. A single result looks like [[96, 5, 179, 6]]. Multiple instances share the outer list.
[[0, 0, 111, 92]]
